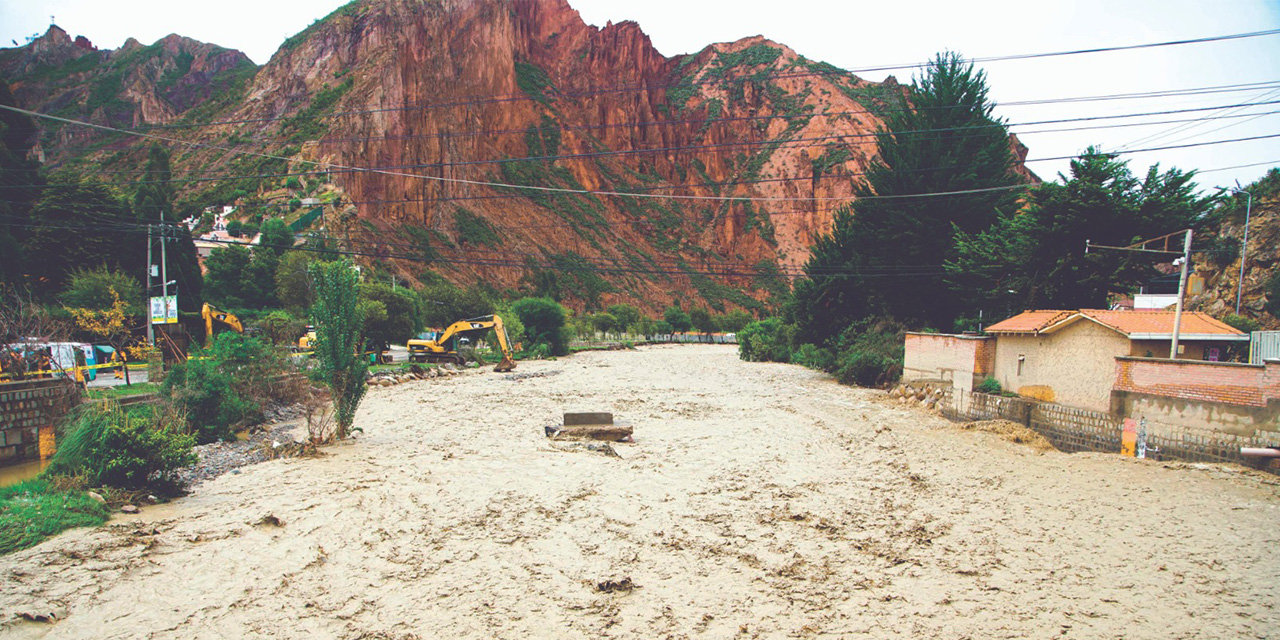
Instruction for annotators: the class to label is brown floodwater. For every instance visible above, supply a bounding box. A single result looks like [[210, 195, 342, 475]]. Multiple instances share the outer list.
[[0, 458, 49, 488]]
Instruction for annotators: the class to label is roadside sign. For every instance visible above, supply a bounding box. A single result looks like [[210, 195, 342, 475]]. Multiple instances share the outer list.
[[1121, 418, 1137, 457], [150, 296, 178, 324]]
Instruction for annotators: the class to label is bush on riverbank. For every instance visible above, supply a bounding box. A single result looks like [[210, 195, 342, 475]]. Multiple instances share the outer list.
[[161, 332, 298, 443], [47, 402, 196, 489], [738, 316, 905, 388]]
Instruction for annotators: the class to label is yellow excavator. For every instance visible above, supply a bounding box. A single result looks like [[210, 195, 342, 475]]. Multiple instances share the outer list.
[[408, 315, 516, 372], [297, 325, 317, 351], [201, 303, 244, 346]]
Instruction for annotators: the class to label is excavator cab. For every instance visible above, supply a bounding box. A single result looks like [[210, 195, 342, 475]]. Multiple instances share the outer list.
[[297, 326, 317, 352]]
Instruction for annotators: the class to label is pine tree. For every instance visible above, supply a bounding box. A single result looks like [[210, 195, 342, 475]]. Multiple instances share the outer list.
[[947, 149, 1214, 312], [795, 52, 1023, 338], [135, 145, 204, 314]]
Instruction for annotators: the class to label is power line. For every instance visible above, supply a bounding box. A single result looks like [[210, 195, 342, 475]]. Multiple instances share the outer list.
[[10, 102, 1280, 207], [0, 212, 961, 279], [29, 97, 1280, 164], [17, 79, 1279, 139]]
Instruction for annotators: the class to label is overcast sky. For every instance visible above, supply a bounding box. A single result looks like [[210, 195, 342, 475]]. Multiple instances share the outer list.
[[1, 0, 1278, 191]]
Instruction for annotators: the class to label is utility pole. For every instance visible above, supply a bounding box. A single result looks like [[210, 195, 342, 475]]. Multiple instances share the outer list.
[[1169, 229, 1192, 360], [146, 223, 153, 344], [1234, 188, 1253, 316], [160, 212, 169, 331], [1085, 228, 1193, 360]]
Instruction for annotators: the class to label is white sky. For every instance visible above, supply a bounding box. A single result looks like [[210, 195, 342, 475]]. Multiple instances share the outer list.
[[1, 0, 1278, 191]]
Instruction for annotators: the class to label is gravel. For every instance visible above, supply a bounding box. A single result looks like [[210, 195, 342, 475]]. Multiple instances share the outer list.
[[173, 405, 305, 489]]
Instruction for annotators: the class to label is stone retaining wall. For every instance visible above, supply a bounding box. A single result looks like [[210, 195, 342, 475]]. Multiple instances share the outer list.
[[0, 378, 80, 466]]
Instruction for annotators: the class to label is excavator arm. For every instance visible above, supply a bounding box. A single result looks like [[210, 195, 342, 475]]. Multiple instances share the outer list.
[[489, 316, 517, 373], [201, 303, 244, 346]]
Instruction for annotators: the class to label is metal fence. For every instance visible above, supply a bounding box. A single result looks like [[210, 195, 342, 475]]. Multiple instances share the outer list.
[[942, 387, 1280, 473], [1250, 331, 1280, 365]]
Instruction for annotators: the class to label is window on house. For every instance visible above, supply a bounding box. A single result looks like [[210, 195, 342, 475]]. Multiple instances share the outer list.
[[1017, 354, 1025, 376]]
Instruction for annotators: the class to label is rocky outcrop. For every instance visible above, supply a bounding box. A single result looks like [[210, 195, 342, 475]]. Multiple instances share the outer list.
[[0, 25, 255, 132], [198, 0, 930, 310], [1191, 195, 1280, 328], [2, 1, 1037, 314]]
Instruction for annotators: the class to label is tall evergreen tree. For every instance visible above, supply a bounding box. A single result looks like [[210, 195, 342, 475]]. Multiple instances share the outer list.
[[23, 177, 134, 294], [947, 149, 1215, 313], [794, 52, 1024, 338], [135, 145, 203, 313], [0, 82, 44, 287]]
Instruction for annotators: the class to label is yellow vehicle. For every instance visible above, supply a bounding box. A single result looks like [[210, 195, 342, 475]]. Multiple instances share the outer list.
[[297, 325, 317, 351], [201, 303, 244, 346], [298, 327, 390, 364], [408, 315, 516, 372]]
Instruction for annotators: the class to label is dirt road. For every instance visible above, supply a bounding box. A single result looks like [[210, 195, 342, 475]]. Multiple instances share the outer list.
[[2, 345, 1278, 638]]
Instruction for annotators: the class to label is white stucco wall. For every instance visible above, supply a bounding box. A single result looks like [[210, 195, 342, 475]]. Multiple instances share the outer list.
[[993, 320, 1130, 412]]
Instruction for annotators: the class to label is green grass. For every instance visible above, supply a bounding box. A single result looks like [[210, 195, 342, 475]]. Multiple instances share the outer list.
[[453, 207, 502, 247], [85, 382, 161, 400], [283, 78, 354, 142], [515, 61, 554, 106], [0, 479, 110, 555]]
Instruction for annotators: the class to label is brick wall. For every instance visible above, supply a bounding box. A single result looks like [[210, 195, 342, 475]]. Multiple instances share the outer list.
[[903, 333, 994, 393], [1265, 359, 1280, 400], [1113, 357, 1274, 407]]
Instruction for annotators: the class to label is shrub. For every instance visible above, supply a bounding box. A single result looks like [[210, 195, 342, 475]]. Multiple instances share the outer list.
[[492, 302, 526, 350], [1266, 272, 1280, 317], [792, 343, 834, 371], [830, 318, 906, 388], [1222, 313, 1261, 334], [162, 332, 293, 442], [46, 403, 196, 488], [511, 297, 570, 356], [60, 266, 144, 316], [256, 310, 307, 346], [161, 356, 254, 442], [976, 376, 1003, 394], [1204, 234, 1240, 266], [737, 318, 794, 363]]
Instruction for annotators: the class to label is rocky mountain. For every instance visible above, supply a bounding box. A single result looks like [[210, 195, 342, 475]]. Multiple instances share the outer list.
[[1191, 180, 1280, 329], [0, 25, 255, 161], [1, 0, 1035, 313]]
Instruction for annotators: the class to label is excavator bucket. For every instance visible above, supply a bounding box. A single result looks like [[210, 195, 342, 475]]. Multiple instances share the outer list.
[[494, 354, 516, 373]]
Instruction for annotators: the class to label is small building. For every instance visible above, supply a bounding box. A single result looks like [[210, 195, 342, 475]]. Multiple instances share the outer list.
[[903, 332, 994, 394], [983, 309, 1248, 411]]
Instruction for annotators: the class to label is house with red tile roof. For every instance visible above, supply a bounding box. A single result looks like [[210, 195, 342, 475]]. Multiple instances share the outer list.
[[982, 309, 1248, 411]]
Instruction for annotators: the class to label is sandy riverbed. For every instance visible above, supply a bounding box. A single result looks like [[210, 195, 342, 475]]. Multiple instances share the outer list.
[[2, 344, 1278, 639]]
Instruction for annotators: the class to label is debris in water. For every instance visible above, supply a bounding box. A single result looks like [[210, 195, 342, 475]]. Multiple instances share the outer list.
[[596, 577, 635, 593], [256, 514, 285, 527]]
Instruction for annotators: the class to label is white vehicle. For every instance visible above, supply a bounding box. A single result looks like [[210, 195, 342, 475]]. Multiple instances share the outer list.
[[19, 341, 97, 380]]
